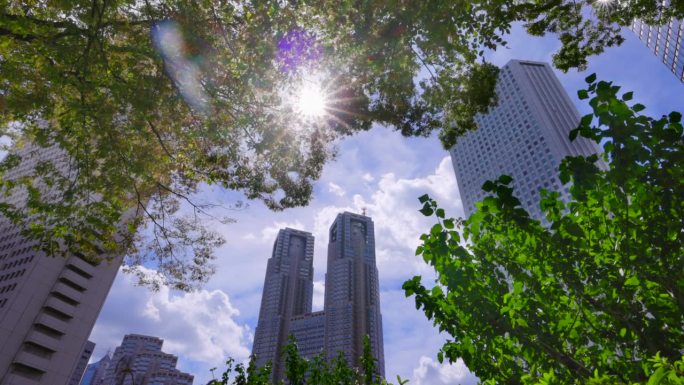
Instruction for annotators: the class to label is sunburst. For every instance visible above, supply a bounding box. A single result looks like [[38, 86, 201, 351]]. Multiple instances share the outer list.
[[594, 0, 618, 13], [295, 81, 327, 118], [280, 69, 368, 136]]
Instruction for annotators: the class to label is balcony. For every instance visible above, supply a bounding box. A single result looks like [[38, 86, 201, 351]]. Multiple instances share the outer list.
[[35, 313, 69, 335], [14, 351, 50, 373], [24, 330, 60, 352], [45, 296, 76, 318], [60, 269, 89, 291], [66, 257, 96, 277], [52, 281, 84, 304]]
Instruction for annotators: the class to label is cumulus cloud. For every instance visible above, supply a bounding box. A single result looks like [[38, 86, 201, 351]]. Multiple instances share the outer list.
[[412, 356, 479, 385], [310, 156, 464, 284], [89, 267, 251, 384]]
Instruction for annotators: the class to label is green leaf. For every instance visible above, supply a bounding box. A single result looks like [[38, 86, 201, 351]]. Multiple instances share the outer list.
[[436, 208, 445, 218], [669, 111, 682, 123], [647, 367, 667, 385], [585, 73, 597, 83], [578, 89, 589, 100], [622, 91, 633, 101], [482, 180, 496, 192], [431, 223, 443, 235], [564, 222, 584, 238], [419, 204, 434, 216], [633, 103, 646, 112], [625, 275, 640, 286], [498, 175, 513, 185], [418, 194, 430, 204]]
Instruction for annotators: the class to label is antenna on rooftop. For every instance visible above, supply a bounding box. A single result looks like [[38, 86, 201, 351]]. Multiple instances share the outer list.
[[362, 207, 367, 216]]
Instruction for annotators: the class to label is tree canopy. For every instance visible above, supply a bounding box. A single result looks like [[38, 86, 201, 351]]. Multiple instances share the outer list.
[[404, 76, 684, 384], [1, 0, 681, 288]]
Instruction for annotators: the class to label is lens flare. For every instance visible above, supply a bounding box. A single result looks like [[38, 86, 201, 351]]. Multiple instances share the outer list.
[[296, 82, 327, 117], [152, 21, 209, 114]]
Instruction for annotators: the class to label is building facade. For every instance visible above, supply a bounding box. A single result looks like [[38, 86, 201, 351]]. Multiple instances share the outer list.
[[252, 228, 315, 382], [252, 212, 385, 382], [68, 340, 95, 385], [100, 334, 193, 385], [0, 145, 124, 385], [78, 353, 111, 385], [631, 9, 684, 82], [324, 212, 384, 377], [449, 59, 602, 221]]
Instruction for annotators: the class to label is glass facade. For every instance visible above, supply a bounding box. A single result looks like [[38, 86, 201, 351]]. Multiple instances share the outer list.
[[632, 16, 684, 82]]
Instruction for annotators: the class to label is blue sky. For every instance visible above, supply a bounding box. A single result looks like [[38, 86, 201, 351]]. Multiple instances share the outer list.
[[87, 24, 683, 385]]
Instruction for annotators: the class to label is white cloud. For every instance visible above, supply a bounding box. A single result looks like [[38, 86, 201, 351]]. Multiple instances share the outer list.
[[363, 173, 375, 182], [261, 220, 306, 241], [312, 280, 325, 311], [412, 356, 479, 385], [310, 156, 463, 283], [328, 182, 346, 197], [89, 267, 251, 384]]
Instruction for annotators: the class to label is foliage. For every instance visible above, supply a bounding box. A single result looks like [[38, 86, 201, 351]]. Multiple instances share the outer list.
[[208, 336, 395, 385], [404, 76, 684, 384], [0, 0, 499, 288], [2, 1, 681, 288], [208, 357, 271, 385]]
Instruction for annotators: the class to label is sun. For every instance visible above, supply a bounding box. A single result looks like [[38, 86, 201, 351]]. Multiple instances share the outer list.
[[295, 82, 327, 118]]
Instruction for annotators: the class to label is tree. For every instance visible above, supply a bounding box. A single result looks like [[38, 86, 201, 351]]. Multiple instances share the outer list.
[[207, 336, 394, 385], [404, 75, 684, 384], [2, 1, 681, 288]]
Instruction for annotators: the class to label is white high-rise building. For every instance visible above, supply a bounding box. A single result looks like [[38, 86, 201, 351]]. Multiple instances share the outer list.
[[0, 145, 124, 385], [631, 3, 683, 83], [449, 59, 602, 221]]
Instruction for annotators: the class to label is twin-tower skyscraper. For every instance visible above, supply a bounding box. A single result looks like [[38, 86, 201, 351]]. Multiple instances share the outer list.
[[252, 212, 385, 382]]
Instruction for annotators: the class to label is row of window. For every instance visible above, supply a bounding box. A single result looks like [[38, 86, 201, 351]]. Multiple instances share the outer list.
[[0, 268, 27, 283], [0, 283, 18, 294], [1, 255, 33, 271], [0, 245, 35, 259]]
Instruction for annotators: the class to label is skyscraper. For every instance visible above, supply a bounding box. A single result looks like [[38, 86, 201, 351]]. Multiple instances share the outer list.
[[252, 212, 385, 382], [252, 228, 315, 382], [324, 212, 384, 377], [449, 59, 602, 221], [69, 341, 96, 385], [100, 334, 193, 385], [631, 10, 684, 82], [0, 145, 124, 385], [79, 352, 111, 385]]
